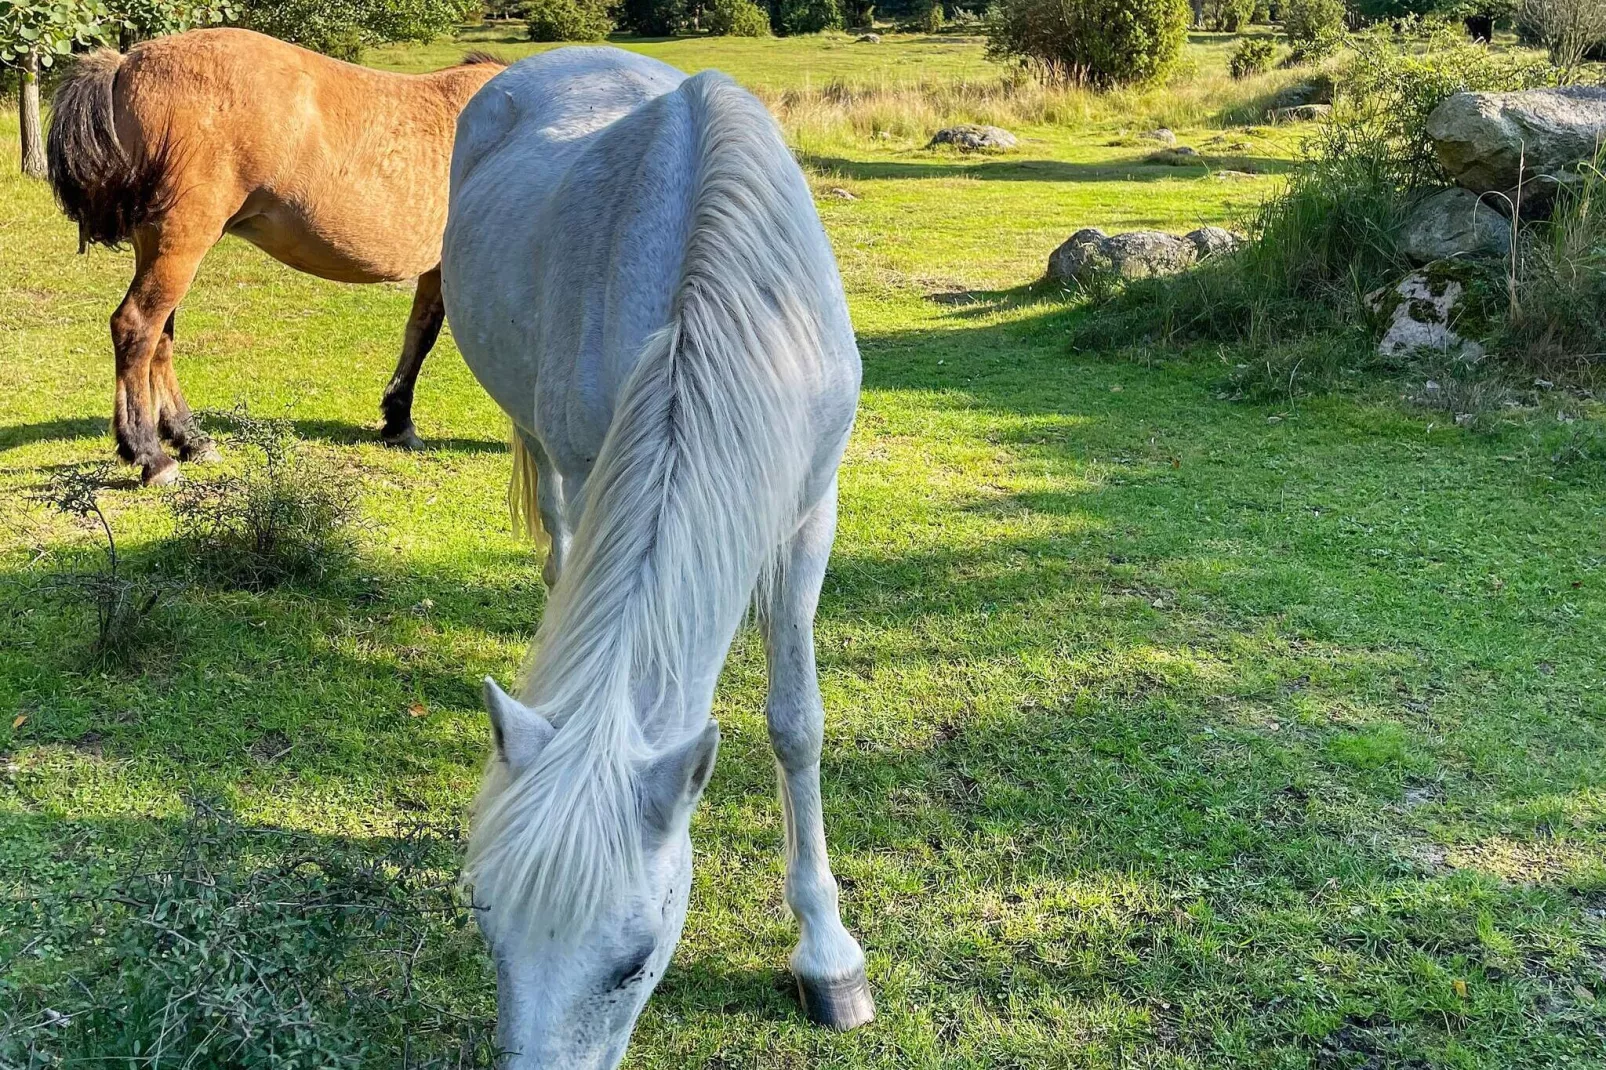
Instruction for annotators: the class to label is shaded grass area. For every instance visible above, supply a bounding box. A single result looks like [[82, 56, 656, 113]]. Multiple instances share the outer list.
[[4, 31, 1606, 1069]]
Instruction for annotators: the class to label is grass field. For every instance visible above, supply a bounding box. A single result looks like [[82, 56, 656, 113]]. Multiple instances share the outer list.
[[3, 29, 1606, 1069]]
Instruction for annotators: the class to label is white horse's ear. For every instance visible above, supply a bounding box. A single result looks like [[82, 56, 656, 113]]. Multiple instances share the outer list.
[[640, 718, 720, 838], [483, 676, 554, 768]]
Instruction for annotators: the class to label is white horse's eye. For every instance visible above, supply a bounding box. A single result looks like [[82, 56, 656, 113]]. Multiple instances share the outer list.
[[606, 946, 655, 991]]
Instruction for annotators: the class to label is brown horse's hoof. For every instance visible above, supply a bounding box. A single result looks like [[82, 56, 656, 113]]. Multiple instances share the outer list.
[[796, 968, 875, 1031], [182, 439, 222, 464], [383, 426, 427, 451], [142, 457, 181, 487]]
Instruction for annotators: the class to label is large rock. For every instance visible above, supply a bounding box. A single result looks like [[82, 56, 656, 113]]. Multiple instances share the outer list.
[[1047, 228, 1198, 283], [1184, 226, 1244, 259], [928, 124, 1017, 151], [1401, 188, 1511, 265], [1427, 87, 1606, 194], [1366, 271, 1483, 358]]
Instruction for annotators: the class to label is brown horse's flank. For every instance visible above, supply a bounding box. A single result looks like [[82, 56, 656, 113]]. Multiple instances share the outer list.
[[46, 29, 505, 484]]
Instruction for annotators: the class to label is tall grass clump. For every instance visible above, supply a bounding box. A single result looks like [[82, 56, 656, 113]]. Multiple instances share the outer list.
[[1501, 151, 1606, 380], [167, 407, 362, 588]]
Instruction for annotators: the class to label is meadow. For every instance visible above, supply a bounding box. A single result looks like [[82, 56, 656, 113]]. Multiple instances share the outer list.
[[2, 28, 1605, 1069]]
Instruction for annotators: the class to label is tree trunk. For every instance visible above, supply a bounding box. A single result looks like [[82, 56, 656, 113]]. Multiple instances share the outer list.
[[20, 53, 47, 180]]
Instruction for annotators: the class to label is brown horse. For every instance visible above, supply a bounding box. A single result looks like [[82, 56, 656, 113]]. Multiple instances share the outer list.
[[46, 28, 505, 485]]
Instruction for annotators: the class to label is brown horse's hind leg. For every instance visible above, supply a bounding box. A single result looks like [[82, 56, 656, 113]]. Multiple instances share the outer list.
[[379, 267, 444, 450], [113, 228, 210, 486], [150, 312, 220, 463]]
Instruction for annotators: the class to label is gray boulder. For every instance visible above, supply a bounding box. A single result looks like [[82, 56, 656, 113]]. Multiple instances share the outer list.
[[1400, 188, 1510, 265], [856, 32, 880, 42], [1140, 128, 1178, 145], [928, 124, 1017, 151], [1184, 226, 1244, 259], [1426, 87, 1606, 195], [1047, 228, 1198, 283]]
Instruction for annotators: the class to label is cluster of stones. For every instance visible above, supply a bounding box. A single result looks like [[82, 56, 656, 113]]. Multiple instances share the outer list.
[[1046, 226, 1244, 284]]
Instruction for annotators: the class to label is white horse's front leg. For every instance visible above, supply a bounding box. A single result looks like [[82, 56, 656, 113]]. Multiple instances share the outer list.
[[519, 430, 572, 589], [759, 487, 874, 1031]]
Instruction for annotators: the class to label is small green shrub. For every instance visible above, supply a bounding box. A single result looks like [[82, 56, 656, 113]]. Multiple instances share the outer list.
[[915, 0, 944, 31], [775, 0, 842, 33], [167, 408, 362, 589], [524, 0, 613, 38], [29, 463, 164, 663], [706, 0, 772, 34], [1231, 36, 1277, 78], [1201, 0, 1255, 30], [985, 0, 1192, 88], [1282, 0, 1346, 63]]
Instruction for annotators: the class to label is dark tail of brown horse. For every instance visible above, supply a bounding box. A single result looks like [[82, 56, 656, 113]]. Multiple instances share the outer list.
[[47, 49, 172, 253]]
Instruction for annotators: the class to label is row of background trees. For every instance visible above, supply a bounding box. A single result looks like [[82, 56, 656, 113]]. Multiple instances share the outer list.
[[4, 0, 1603, 177]]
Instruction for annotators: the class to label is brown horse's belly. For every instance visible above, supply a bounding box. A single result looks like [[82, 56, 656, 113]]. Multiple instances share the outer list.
[[228, 201, 442, 284]]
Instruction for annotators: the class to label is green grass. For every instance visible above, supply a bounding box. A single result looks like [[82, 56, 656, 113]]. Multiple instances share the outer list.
[[4, 30, 1606, 1069]]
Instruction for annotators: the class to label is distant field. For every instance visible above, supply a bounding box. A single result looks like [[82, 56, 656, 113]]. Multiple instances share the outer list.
[[3, 28, 1604, 1070]]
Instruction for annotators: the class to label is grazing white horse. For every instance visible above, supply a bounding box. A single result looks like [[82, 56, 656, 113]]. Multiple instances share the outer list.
[[440, 47, 872, 1068]]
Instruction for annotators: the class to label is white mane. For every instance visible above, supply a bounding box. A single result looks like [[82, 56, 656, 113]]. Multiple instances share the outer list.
[[462, 70, 834, 940]]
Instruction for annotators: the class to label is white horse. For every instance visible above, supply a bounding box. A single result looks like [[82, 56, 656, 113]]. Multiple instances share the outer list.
[[439, 48, 873, 1068]]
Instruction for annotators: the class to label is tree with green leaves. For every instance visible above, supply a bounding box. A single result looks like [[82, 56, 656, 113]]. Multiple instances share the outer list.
[[2, 0, 230, 177], [2, 0, 112, 177]]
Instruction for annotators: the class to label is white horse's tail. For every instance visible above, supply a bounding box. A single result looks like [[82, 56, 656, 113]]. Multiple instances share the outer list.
[[466, 71, 832, 936]]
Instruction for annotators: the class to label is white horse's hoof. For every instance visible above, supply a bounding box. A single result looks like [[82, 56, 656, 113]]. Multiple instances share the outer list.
[[796, 968, 875, 1031]]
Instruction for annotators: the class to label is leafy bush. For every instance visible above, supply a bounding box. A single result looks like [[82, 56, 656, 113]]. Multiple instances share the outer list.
[[914, 0, 943, 31], [617, 0, 682, 33], [1231, 35, 1276, 77], [524, 0, 611, 38], [985, 0, 1191, 88], [1200, 0, 1254, 29], [29, 463, 164, 662], [1282, 0, 1345, 63], [1336, 25, 1554, 188], [167, 408, 361, 588], [238, 0, 472, 59], [706, 0, 770, 33], [775, 0, 842, 32]]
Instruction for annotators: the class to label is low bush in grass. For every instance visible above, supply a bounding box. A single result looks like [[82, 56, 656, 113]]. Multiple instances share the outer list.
[[706, 0, 772, 34], [774, 0, 843, 33], [1200, 0, 1255, 30], [524, 0, 614, 39], [985, 0, 1192, 88], [1231, 36, 1277, 78], [167, 408, 362, 589], [28, 463, 165, 664], [1282, 0, 1346, 63]]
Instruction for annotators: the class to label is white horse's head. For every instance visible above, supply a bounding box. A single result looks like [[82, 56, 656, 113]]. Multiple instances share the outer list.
[[470, 678, 719, 1070]]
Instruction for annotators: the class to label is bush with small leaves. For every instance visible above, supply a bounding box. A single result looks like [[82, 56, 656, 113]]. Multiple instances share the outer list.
[[705, 0, 769, 34], [167, 407, 362, 588], [1282, 0, 1345, 63], [28, 462, 164, 662], [775, 0, 841, 33], [1200, 0, 1254, 30], [986, 0, 1190, 88], [1231, 35, 1276, 78], [524, 0, 611, 38]]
